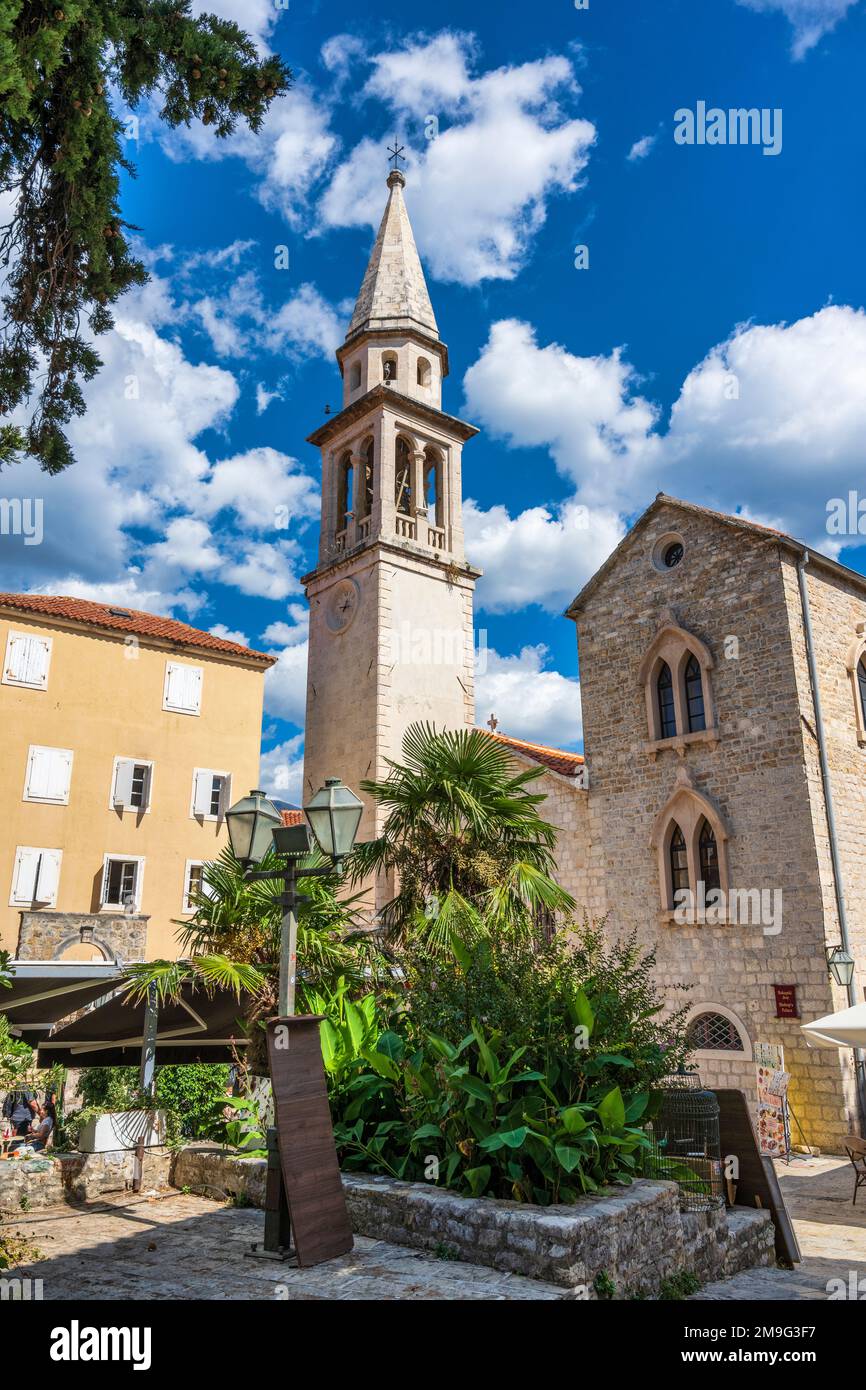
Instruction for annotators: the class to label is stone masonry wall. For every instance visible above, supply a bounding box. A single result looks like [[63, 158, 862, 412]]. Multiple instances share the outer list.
[[780, 553, 866, 1134], [15, 911, 148, 962], [570, 502, 847, 1150]]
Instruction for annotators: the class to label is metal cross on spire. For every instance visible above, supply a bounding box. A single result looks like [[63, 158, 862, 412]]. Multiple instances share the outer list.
[[387, 138, 406, 170], [487, 714, 499, 732]]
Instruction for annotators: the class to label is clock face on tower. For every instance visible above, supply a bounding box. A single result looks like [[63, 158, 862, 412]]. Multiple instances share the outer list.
[[326, 578, 360, 633]]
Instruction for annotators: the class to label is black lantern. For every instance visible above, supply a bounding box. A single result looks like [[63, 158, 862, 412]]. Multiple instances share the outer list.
[[224, 789, 282, 867], [304, 777, 363, 865], [827, 944, 856, 989]]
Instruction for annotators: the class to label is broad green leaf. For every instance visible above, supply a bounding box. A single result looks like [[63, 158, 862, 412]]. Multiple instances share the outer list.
[[464, 1165, 492, 1197], [560, 1106, 589, 1134], [453, 1074, 492, 1104], [554, 1144, 584, 1174], [360, 1046, 399, 1081], [376, 1030, 405, 1061], [479, 1126, 528, 1152], [318, 1018, 341, 1072], [597, 1086, 626, 1133], [568, 988, 595, 1036], [624, 1091, 650, 1123]]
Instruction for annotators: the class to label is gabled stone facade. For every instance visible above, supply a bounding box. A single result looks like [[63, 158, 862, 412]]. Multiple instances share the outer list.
[[565, 496, 865, 1150]]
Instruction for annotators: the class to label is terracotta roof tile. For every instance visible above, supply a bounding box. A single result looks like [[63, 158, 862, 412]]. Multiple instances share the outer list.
[[482, 729, 584, 779], [280, 809, 304, 826], [0, 593, 274, 665]]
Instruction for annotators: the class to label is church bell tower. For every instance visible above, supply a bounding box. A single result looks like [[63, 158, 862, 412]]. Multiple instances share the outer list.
[[302, 167, 481, 892]]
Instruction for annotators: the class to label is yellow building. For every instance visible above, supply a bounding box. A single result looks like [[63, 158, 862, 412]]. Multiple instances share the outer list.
[[0, 594, 273, 963]]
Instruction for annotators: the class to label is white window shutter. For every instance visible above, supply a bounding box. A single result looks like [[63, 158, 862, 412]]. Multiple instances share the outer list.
[[113, 759, 135, 808], [4, 634, 50, 687], [192, 770, 211, 816], [185, 665, 202, 713], [140, 763, 153, 809], [25, 747, 51, 800], [12, 848, 40, 904], [47, 748, 72, 802], [33, 850, 61, 906], [101, 860, 112, 904], [219, 773, 232, 817], [24, 637, 50, 687]]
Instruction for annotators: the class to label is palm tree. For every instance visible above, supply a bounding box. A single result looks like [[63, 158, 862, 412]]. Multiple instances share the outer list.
[[348, 723, 576, 947], [125, 844, 372, 1073]]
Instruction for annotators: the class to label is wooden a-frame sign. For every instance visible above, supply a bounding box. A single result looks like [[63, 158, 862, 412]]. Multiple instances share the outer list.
[[266, 1015, 354, 1266]]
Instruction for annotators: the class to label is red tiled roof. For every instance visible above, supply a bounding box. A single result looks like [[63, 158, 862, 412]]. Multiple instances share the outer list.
[[280, 809, 304, 826], [482, 729, 584, 779], [0, 593, 275, 665]]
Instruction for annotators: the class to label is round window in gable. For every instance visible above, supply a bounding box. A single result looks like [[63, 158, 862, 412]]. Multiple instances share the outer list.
[[652, 532, 686, 573]]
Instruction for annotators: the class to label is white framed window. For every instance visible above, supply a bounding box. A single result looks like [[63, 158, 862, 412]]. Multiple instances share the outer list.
[[3, 631, 52, 690], [163, 661, 203, 715], [23, 745, 73, 805], [9, 846, 62, 908], [182, 859, 215, 912], [190, 769, 231, 820], [101, 855, 145, 912], [110, 757, 154, 812]]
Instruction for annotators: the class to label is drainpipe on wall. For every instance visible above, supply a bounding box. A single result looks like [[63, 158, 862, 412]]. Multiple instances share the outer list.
[[797, 550, 866, 1134]]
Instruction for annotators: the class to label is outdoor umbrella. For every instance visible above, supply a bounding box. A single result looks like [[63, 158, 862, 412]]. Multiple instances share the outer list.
[[801, 1003, 866, 1050]]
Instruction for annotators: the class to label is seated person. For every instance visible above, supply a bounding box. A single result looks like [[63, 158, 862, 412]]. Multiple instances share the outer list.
[[29, 1101, 56, 1152]]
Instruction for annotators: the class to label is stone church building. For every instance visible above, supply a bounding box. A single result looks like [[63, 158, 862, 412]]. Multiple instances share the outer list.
[[302, 169, 864, 1152]]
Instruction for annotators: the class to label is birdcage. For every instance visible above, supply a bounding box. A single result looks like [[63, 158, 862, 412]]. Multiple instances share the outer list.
[[646, 1073, 724, 1211]]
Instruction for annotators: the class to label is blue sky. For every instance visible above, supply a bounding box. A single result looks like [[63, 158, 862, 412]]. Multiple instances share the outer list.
[[2, 0, 866, 802]]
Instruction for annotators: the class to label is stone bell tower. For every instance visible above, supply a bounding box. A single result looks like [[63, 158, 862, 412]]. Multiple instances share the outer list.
[[302, 168, 481, 894]]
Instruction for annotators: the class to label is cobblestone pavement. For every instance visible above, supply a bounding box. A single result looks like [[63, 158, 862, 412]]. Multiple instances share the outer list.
[[8, 1193, 567, 1301], [692, 1155, 866, 1300]]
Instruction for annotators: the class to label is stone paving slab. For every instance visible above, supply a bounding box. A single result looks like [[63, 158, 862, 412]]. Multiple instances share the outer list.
[[691, 1155, 866, 1301], [7, 1193, 567, 1301]]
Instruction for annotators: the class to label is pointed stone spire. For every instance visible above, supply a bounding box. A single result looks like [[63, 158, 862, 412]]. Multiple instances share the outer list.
[[346, 170, 439, 343]]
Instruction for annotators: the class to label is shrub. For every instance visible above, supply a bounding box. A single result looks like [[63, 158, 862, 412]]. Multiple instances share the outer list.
[[316, 921, 690, 1205]]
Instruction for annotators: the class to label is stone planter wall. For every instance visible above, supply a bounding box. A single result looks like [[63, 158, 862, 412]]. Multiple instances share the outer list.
[[170, 1148, 775, 1298], [0, 1146, 172, 1211]]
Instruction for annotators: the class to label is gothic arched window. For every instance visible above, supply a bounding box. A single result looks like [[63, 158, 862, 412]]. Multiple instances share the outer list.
[[669, 824, 689, 897], [382, 351, 397, 384], [699, 818, 721, 893], [657, 662, 677, 739], [395, 437, 412, 515], [685, 654, 706, 732], [858, 657, 866, 730], [417, 357, 431, 388]]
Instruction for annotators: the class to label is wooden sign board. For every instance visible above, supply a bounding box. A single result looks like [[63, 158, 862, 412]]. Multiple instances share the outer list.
[[266, 1015, 354, 1267], [714, 1088, 800, 1265], [773, 985, 800, 1019]]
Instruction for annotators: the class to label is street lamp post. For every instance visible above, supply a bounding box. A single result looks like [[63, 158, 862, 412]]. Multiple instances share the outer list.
[[226, 778, 364, 1263]]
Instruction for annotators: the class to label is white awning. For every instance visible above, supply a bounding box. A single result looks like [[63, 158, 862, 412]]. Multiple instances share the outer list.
[[801, 1003, 866, 1050]]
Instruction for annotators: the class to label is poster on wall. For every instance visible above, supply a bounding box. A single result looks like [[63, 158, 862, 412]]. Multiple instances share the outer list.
[[754, 1041, 792, 1159]]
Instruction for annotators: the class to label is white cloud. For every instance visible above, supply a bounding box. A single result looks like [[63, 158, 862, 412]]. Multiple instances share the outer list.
[[627, 133, 657, 161], [259, 735, 305, 805], [263, 640, 309, 725], [221, 541, 302, 601], [210, 623, 250, 646], [256, 383, 281, 414], [196, 447, 319, 533], [735, 0, 860, 58], [261, 605, 309, 647], [475, 645, 582, 748], [321, 40, 595, 285], [159, 85, 337, 229], [462, 304, 866, 592], [463, 318, 660, 508], [465, 499, 624, 614], [662, 304, 866, 544]]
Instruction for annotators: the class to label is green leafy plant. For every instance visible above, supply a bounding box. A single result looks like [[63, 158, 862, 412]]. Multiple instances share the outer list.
[[593, 1270, 616, 1300], [659, 1271, 701, 1300]]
